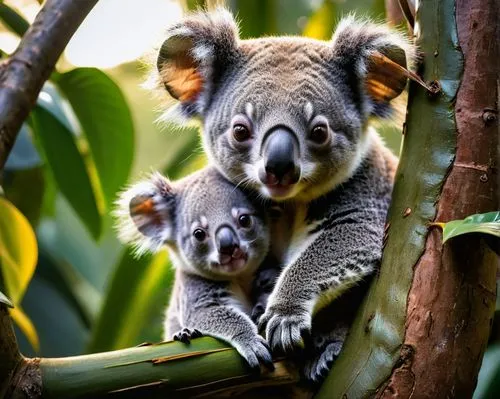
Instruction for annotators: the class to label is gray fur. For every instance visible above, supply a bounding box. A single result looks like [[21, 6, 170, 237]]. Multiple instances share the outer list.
[[116, 167, 277, 370], [156, 10, 413, 382]]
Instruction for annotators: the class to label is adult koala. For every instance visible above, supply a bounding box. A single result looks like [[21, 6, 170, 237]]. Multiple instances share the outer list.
[[155, 9, 414, 382]]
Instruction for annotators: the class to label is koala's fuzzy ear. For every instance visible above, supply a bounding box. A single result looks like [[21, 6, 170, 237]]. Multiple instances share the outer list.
[[331, 16, 416, 118], [114, 172, 176, 256], [157, 8, 239, 115]]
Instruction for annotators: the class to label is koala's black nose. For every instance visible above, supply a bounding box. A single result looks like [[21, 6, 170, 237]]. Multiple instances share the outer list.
[[261, 127, 300, 186], [215, 226, 239, 255]]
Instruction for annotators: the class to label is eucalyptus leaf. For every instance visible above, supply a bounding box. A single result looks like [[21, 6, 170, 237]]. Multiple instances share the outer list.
[[0, 197, 38, 305], [30, 106, 102, 239], [0, 3, 29, 37], [10, 306, 40, 352], [438, 212, 500, 243], [4, 124, 42, 170], [54, 68, 134, 209]]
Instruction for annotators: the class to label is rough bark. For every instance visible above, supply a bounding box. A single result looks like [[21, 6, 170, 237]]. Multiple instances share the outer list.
[[0, 305, 22, 398], [377, 0, 499, 397], [0, 0, 99, 169]]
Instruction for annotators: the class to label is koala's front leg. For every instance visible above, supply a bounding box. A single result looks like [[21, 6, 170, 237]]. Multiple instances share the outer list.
[[177, 273, 274, 371], [259, 212, 382, 353]]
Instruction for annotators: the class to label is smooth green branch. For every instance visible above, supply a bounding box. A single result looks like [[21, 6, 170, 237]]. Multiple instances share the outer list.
[[39, 338, 298, 398]]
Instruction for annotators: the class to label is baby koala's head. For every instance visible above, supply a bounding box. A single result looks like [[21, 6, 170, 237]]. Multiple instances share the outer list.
[[116, 167, 270, 280]]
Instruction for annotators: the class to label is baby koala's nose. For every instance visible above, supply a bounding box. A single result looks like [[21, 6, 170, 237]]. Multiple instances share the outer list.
[[215, 226, 239, 255]]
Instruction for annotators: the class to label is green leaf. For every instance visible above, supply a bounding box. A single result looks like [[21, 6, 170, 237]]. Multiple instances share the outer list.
[[87, 250, 173, 353], [438, 212, 500, 243], [2, 167, 45, 227], [0, 3, 29, 37], [474, 344, 500, 399], [5, 124, 42, 170], [0, 197, 37, 304], [53, 68, 134, 208], [30, 106, 102, 239], [36, 250, 101, 329], [0, 290, 13, 308], [10, 306, 40, 352]]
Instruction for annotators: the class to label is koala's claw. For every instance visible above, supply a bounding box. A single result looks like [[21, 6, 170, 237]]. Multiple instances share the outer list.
[[173, 328, 203, 344], [259, 308, 311, 353], [236, 335, 275, 372], [303, 341, 343, 383]]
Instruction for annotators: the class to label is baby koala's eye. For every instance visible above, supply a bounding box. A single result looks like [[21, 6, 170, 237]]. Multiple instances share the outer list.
[[238, 214, 253, 229], [309, 124, 329, 145], [230, 115, 252, 144], [193, 228, 207, 242], [233, 124, 251, 142]]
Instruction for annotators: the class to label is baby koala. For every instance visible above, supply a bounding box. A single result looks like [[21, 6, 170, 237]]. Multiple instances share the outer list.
[[116, 167, 277, 370]]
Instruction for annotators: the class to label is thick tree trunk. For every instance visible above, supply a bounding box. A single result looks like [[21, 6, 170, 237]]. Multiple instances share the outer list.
[[377, 1, 499, 397], [317, 0, 498, 398], [0, 0, 98, 170]]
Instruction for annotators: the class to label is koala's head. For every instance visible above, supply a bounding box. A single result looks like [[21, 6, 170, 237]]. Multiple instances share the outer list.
[[156, 10, 415, 202], [116, 168, 270, 280]]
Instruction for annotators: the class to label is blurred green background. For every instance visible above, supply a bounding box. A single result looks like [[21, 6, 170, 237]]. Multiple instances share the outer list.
[[0, 1, 497, 397]]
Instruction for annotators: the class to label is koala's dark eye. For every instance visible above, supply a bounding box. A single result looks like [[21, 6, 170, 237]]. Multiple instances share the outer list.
[[193, 229, 207, 242], [309, 124, 329, 145], [238, 214, 253, 229], [233, 124, 251, 142]]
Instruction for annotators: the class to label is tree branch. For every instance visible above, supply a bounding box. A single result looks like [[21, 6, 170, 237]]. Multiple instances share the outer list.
[[0, 0, 99, 170], [0, 304, 22, 398]]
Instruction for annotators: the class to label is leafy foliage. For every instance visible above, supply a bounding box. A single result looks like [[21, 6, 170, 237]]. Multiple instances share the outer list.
[[433, 212, 500, 243], [0, 196, 39, 349], [53, 69, 134, 209]]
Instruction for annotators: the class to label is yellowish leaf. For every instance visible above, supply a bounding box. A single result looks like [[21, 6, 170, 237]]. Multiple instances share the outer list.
[[0, 197, 38, 304], [10, 306, 40, 353]]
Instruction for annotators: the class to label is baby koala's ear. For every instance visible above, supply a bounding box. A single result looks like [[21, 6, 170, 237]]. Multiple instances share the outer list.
[[157, 8, 240, 116], [331, 16, 417, 118], [115, 172, 176, 255]]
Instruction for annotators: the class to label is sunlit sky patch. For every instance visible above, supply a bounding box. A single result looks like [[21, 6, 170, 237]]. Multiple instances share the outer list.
[[2, 0, 183, 69]]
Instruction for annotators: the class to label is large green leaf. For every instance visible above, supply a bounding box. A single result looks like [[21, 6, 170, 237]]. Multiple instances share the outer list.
[[434, 212, 500, 243], [0, 3, 29, 37], [54, 68, 134, 208], [0, 197, 37, 304], [87, 250, 173, 353], [30, 106, 102, 239]]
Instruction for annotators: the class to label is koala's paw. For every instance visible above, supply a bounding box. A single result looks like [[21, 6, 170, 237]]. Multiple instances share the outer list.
[[234, 334, 275, 372], [258, 305, 311, 353], [303, 341, 343, 383], [172, 328, 203, 344]]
